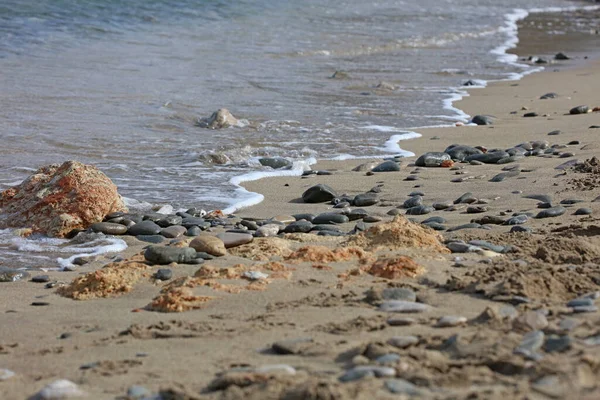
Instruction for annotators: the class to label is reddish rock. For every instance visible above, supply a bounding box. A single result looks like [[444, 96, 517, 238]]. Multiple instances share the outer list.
[[0, 161, 126, 237]]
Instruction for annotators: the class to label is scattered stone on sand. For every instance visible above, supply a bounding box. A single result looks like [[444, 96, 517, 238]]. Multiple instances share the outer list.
[[415, 152, 451, 167], [569, 105, 589, 115], [372, 160, 401, 172], [0, 268, 31, 282], [0, 161, 126, 237], [302, 184, 337, 203]]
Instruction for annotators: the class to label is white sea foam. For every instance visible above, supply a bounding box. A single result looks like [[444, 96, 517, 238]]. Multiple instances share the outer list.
[[57, 238, 127, 270]]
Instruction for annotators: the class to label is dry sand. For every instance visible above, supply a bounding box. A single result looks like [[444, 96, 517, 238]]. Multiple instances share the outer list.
[[2, 16, 600, 400]]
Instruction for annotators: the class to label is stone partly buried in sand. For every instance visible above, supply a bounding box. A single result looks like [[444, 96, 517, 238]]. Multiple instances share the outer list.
[[0, 161, 126, 237]]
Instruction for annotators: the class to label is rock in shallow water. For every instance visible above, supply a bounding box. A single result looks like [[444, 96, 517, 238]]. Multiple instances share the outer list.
[[471, 115, 493, 125], [0, 161, 126, 238]]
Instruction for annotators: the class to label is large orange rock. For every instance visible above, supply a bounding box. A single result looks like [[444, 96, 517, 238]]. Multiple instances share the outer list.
[[0, 161, 126, 237]]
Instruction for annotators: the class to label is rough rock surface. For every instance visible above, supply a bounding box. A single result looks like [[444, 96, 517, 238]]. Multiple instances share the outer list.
[[0, 161, 126, 237], [196, 108, 240, 129]]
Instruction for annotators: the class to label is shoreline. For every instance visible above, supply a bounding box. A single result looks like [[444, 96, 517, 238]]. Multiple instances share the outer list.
[[230, 2, 600, 216], [1, 4, 600, 400]]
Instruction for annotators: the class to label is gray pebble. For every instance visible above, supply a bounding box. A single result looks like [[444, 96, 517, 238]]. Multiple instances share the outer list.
[[387, 336, 419, 349], [535, 206, 566, 219], [31, 275, 51, 283], [155, 269, 172, 281], [514, 330, 545, 360], [436, 315, 467, 327], [405, 205, 434, 215], [380, 300, 430, 313], [543, 335, 572, 353], [574, 208, 592, 216]]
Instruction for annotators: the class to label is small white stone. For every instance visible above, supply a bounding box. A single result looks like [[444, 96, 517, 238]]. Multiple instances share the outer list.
[[34, 379, 86, 399], [0, 369, 15, 381], [243, 271, 269, 281], [255, 364, 296, 375], [436, 315, 467, 327]]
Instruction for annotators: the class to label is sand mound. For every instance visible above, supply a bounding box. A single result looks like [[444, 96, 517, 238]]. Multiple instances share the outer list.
[[568, 156, 600, 190], [345, 216, 449, 253], [285, 245, 372, 263], [147, 287, 212, 313], [445, 259, 600, 302], [58, 257, 149, 300], [228, 237, 292, 261], [364, 256, 425, 279]]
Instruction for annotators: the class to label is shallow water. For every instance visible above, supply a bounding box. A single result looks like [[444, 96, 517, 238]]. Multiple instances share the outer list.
[[0, 0, 598, 268]]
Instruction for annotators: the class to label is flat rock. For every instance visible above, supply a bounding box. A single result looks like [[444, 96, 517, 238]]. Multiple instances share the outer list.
[[90, 222, 127, 235], [387, 336, 419, 349], [189, 235, 227, 256], [312, 213, 349, 224], [144, 246, 196, 265], [255, 224, 281, 237], [535, 206, 566, 219], [216, 232, 253, 248], [379, 300, 430, 313], [405, 205, 434, 215], [161, 225, 187, 238], [353, 193, 379, 207], [259, 157, 292, 169], [272, 337, 314, 355]]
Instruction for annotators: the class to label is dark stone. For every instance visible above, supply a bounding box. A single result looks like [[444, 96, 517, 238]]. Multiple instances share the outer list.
[[540, 92, 558, 100], [535, 207, 566, 219], [144, 246, 197, 265], [548, 130, 561, 136], [490, 170, 519, 182], [524, 112, 538, 117], [372, 160, 401, 172], [543, 335, 572, 353], [90, 222, 128, 235], [31, 275, 51, 283], [312, 213, 349, 224], [284, 220, 314, 233], [345, 209, 368, 221], [405, 205, 434, 215], [181, 217, 210, 229], [454, 192, 476, 204], [444, 145, 483, 161], [136, 235, 165, 244], [574, 208, 592, 216], [155, 268, 173, 281], [156, 215, 183, 228], [471, 115, 493, 125], [422, 216, 446, 224], [510, 226, 532, 233], [127, 220, 162, 236], [465, 151, 510, 164], [570, 105, 589, 115], [555, 52, 569, 60], [352, 193, 379, 207], [292, 213, 314, 222], [302, 184, 338, 203], [415, 152, 451, 167], [446, 223, 482, 232], [403, 196, 423, 209], [186, 226, 202, 236]]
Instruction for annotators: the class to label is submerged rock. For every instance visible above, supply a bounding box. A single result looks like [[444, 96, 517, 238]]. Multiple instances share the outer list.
[[0, 161, 126, 237]]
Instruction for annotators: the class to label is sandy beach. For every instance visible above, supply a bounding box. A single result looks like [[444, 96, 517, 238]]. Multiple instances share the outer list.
[[2, 10, 600, 400]]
